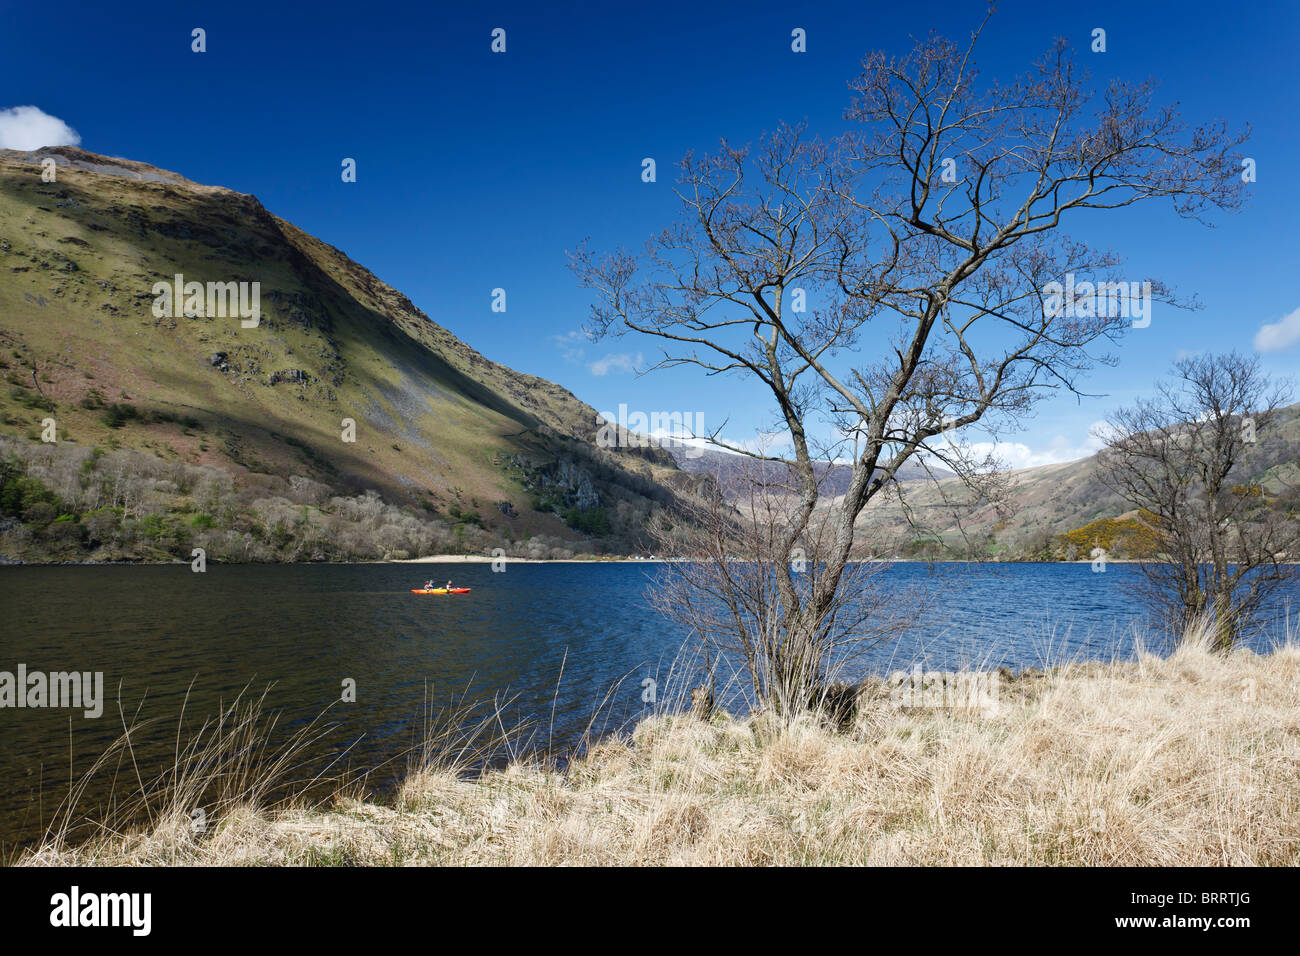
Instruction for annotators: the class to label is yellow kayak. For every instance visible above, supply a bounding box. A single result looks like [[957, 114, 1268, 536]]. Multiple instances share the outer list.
[[411, 588, 471, 594]]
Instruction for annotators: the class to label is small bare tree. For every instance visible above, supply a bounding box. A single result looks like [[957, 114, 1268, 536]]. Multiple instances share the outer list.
[[648, 458, 918, 715], [572, 11, 1247, 709], [1097, 353, 1297, 648]]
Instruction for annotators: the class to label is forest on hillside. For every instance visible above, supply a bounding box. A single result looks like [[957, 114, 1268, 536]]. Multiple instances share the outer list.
[[0, 435, 647, 563]]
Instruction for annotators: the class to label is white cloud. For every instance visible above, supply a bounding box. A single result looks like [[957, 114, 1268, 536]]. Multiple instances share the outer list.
[[551, 330, 588, 364], [649, 420, 1107, 472], [0, 106, 81, 150], [1253, 306, 1300, 353], [910, 420, 1106, 472], [657, 430, 792, 458], [587, 352, 642, 376], [958, 422, 1108, 471]]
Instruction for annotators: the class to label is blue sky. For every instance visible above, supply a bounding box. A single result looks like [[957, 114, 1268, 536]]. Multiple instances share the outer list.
[[2, 0, 1297, 467]]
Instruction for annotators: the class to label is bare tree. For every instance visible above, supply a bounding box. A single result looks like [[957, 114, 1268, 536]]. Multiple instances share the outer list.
[[1097, 353, 1297, 648], [648, 457, 918, 715], [572, 11, 1247, 709]]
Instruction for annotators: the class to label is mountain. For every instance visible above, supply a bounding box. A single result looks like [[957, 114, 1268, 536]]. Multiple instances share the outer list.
[[660, 405, 1300, 560], [855, 404, 1300, 558], [0, 146, 705, 561], [661, 438, 947, 498]]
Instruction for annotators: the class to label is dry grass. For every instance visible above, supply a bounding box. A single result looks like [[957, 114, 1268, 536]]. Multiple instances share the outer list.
[[21, 623, 1300, 866]]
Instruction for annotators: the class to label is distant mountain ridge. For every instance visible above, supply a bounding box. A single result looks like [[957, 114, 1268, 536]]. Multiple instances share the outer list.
[[659, 405, 1300, 559], [855, 404, 1300, 557], [660, 437, 947, 498]]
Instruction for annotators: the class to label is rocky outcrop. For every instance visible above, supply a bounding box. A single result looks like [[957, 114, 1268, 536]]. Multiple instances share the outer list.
[[269, 369, 310, 386]]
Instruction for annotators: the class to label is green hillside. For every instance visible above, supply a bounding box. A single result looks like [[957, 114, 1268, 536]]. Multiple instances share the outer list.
[[0, 146, 703, 562], [855, 405, 1300, 559]]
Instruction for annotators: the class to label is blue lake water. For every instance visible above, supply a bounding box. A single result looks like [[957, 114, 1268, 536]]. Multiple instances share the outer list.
[[0, 561, 1294, 851]]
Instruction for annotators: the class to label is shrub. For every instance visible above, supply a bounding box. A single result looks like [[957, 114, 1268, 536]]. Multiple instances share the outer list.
[[102, 403, 140, 429], [43, 516, 85, 545], [564, 506, 610, 536]]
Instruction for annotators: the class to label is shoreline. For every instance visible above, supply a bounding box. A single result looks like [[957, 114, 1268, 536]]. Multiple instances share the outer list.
[[391, 554, 658, 564], [0, 555, 1247, 567], [22, 635, 1300, 866]]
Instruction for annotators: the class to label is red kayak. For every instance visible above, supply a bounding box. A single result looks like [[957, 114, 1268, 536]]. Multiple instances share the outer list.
[[411, 587, 472, 594]]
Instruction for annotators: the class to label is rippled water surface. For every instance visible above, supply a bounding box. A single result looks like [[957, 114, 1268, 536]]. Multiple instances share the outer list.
[[1, 561, 1294, 850]]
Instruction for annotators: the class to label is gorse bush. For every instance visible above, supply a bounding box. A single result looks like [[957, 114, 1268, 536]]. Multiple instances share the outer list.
[[1055, 511, 1161, 560]]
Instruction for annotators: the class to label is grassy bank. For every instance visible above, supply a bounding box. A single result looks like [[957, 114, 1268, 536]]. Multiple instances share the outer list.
[[21, 629, 1300, 866]]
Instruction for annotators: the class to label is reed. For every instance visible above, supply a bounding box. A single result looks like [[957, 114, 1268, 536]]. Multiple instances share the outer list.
[[20, 617, 1300, 866]]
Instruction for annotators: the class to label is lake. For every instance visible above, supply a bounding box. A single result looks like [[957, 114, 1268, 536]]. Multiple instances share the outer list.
[[1, 560, 1294, 852]]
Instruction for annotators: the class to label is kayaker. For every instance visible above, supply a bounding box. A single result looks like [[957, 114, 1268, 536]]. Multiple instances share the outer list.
[[424, 580, 434, 590], [445, 580, 453, 591]]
